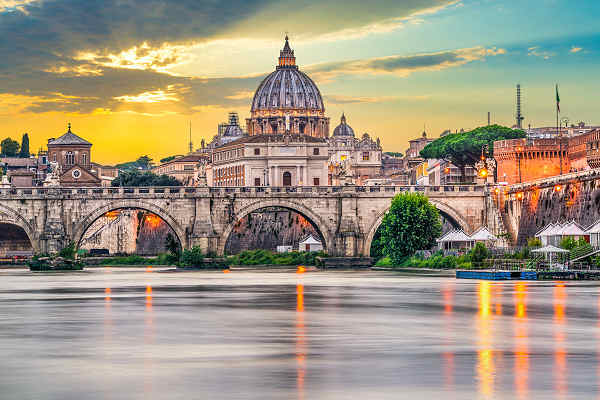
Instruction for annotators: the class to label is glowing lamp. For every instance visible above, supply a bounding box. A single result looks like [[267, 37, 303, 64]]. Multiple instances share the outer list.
[[554, 184, 562, 192], [479, 168, 488, 178], [444, 167, 450, 174], [516, 192, 523, 200], [494, 188, 500, 194]]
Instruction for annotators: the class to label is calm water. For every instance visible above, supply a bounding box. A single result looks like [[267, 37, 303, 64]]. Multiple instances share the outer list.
[[1, 267, 599, 399]]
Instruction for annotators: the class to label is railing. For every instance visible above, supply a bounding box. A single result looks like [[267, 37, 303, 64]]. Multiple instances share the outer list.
[[509, 167, 600, 193], [0, 184, 487, 197]]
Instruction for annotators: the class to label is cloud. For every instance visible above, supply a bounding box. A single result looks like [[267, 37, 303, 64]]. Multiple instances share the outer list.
[[325, 94, 431, 104], [306, 46, 506, 82], [527, 46, 554, 59], [570, 46, 583, 53], [225, 91, 255, 100]]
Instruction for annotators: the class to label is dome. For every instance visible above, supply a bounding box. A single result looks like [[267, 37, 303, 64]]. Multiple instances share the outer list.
[[250, 36, 324, 113], [223, 124, 243, 137], [333, 114, 355, 137]]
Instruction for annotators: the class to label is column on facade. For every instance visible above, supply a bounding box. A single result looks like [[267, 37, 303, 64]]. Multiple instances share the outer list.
[[273, 165, 278, 186], [296, 165, 301, 186], [303, 162, 308, 186]]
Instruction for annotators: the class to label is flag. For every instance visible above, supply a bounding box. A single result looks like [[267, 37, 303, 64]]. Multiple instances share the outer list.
[[556, 84, 560, 113]]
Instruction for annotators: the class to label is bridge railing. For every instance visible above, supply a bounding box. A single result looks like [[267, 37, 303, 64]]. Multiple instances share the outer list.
[[0, 184, 486, 197]]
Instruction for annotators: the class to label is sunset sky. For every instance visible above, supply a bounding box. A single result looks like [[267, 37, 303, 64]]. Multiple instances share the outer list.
[[1, 0, 599, 165]]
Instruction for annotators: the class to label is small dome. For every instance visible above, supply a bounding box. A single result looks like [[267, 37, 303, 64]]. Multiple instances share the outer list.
[[223, 124, 243, 137], [333, 114, 355, 137]]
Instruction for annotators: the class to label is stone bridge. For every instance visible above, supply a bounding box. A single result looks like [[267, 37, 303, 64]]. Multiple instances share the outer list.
[[0, 185, 492, 256]]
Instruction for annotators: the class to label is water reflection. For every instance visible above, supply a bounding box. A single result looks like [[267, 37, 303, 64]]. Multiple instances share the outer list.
[[514, 283, 528, 399], [296, 284, 306, 399], [442, 282, 455, 389], [554, 284, 568, 398], [477, 281, 494, 397]]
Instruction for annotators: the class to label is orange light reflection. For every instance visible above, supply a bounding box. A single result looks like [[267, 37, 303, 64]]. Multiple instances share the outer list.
[[477, 281, 494, 397], [553, 284, 567, 398], [296, 284, 306, 400], [146, 285, 153, 308], [514, 283, 529, 399], [297, 266, 306, 274], [105, 287, 112, 302]]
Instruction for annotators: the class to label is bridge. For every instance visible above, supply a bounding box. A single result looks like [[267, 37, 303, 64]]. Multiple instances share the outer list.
[[0, 185, 492, 256]]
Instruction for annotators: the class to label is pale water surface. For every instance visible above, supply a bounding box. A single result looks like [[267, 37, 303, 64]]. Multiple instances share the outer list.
[[1, 267, 599, 399]]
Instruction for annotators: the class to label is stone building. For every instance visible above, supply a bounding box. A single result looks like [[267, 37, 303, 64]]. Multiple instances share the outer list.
[[151, 154, 208, 185], [47, 124, 100, 186], [206, 112, 246, 150], [246, 36, 329, 138], [327, 114, 382, 185], [208, 134, 329, 187]]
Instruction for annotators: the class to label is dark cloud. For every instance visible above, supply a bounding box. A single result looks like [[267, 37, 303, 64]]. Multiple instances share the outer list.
[[0, 0, 457, 114], [307, 47, 504, 80]]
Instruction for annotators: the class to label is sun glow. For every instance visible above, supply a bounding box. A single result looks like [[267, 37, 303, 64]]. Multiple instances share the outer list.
[[114, 86, 181, 103]]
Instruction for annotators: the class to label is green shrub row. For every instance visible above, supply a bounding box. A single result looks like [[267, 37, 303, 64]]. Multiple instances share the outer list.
[[226, 249, 327, 266]]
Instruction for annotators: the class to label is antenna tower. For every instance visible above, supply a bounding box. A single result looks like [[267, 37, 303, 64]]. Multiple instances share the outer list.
[[516, 84, 524, 129]]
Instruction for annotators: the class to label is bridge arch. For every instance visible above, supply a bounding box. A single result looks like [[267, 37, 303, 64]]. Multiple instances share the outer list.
[[73, 200, 187, 251], [363, 200, 470, 257], [0, 204, 38, 253], [218, 199, 333, 256]]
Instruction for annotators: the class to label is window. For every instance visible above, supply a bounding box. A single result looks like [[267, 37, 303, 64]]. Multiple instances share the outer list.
[[362, 152, 370, 161], [313, 177, 320, 186], [313, 148, 319, 155], [66, 151, 75, 165], [255, 177, 261, 186], [254, 148, 260, 155], [82, 153, 87, 165], [283, 171, 292, 186]]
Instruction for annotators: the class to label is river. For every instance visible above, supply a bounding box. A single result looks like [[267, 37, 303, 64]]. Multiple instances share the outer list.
[[0, 267, 599, 399]]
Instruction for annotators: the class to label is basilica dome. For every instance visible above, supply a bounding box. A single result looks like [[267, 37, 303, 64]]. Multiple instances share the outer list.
[[332, 114, 355, 137], [246, 36, 329, 138], [250, 37, 324, 113]]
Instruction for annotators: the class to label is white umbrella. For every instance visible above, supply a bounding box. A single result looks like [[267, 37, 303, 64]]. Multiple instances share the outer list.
[[531, 245, 569, 269]]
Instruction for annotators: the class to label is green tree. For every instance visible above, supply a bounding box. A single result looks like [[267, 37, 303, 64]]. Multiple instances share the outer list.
[[378, 193, 442, 265], [420, 125, 525, 180], [165, 233, 181, 263], [469, 242, 489, 264], [19, 133, 30, 158], [136, 155, 153, 170], [1, 138, 20, 157], [111, 170, 182, 187]]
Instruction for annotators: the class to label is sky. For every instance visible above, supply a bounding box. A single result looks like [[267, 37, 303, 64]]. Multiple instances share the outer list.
[[0, 0, 599, 164]]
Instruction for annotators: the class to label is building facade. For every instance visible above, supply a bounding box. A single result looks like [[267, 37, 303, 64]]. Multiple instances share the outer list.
[[208, 134, 329, 187], [151, 154, 208, 185]]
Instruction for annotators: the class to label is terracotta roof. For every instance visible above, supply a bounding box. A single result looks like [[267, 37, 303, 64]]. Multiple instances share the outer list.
[[0, 157, 37, 167], [48, 124, 92, 146]]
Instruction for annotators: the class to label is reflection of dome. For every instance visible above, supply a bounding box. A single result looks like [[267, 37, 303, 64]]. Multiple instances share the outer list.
[[333, 113, 355, 137], [250, 36, 324, 114]]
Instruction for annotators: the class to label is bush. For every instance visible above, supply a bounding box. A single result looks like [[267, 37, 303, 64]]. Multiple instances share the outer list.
[[59, 242, 76, 259], [527, 237, 542, 248], [469, 242, 489, 263], [560, 237, 577, 250], [181, 246, 204, 267], [227, 250, 327, 266]]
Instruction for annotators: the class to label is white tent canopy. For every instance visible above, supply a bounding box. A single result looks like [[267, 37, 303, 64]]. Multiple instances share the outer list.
[[436, 229, 471, 243], [470, 227, 497, 242], [531, 245, 569, 254], [559, 221, 586, 236]]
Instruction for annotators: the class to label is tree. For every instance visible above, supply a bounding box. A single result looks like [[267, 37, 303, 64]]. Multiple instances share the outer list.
[[1, 138, 20, 157], [378, 193, 442, 265], [19, 133, 30, 158], [136, 155, 153, 170], [469, 242, 489, 264], [111, 170, 182, 187], [420, 125, 525, 180]]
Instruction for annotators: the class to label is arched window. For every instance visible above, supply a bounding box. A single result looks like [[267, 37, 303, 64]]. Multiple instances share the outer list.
[[82, 153, 87, 165], [283, 171, 292, 186], [66, 151, 74, 165]]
